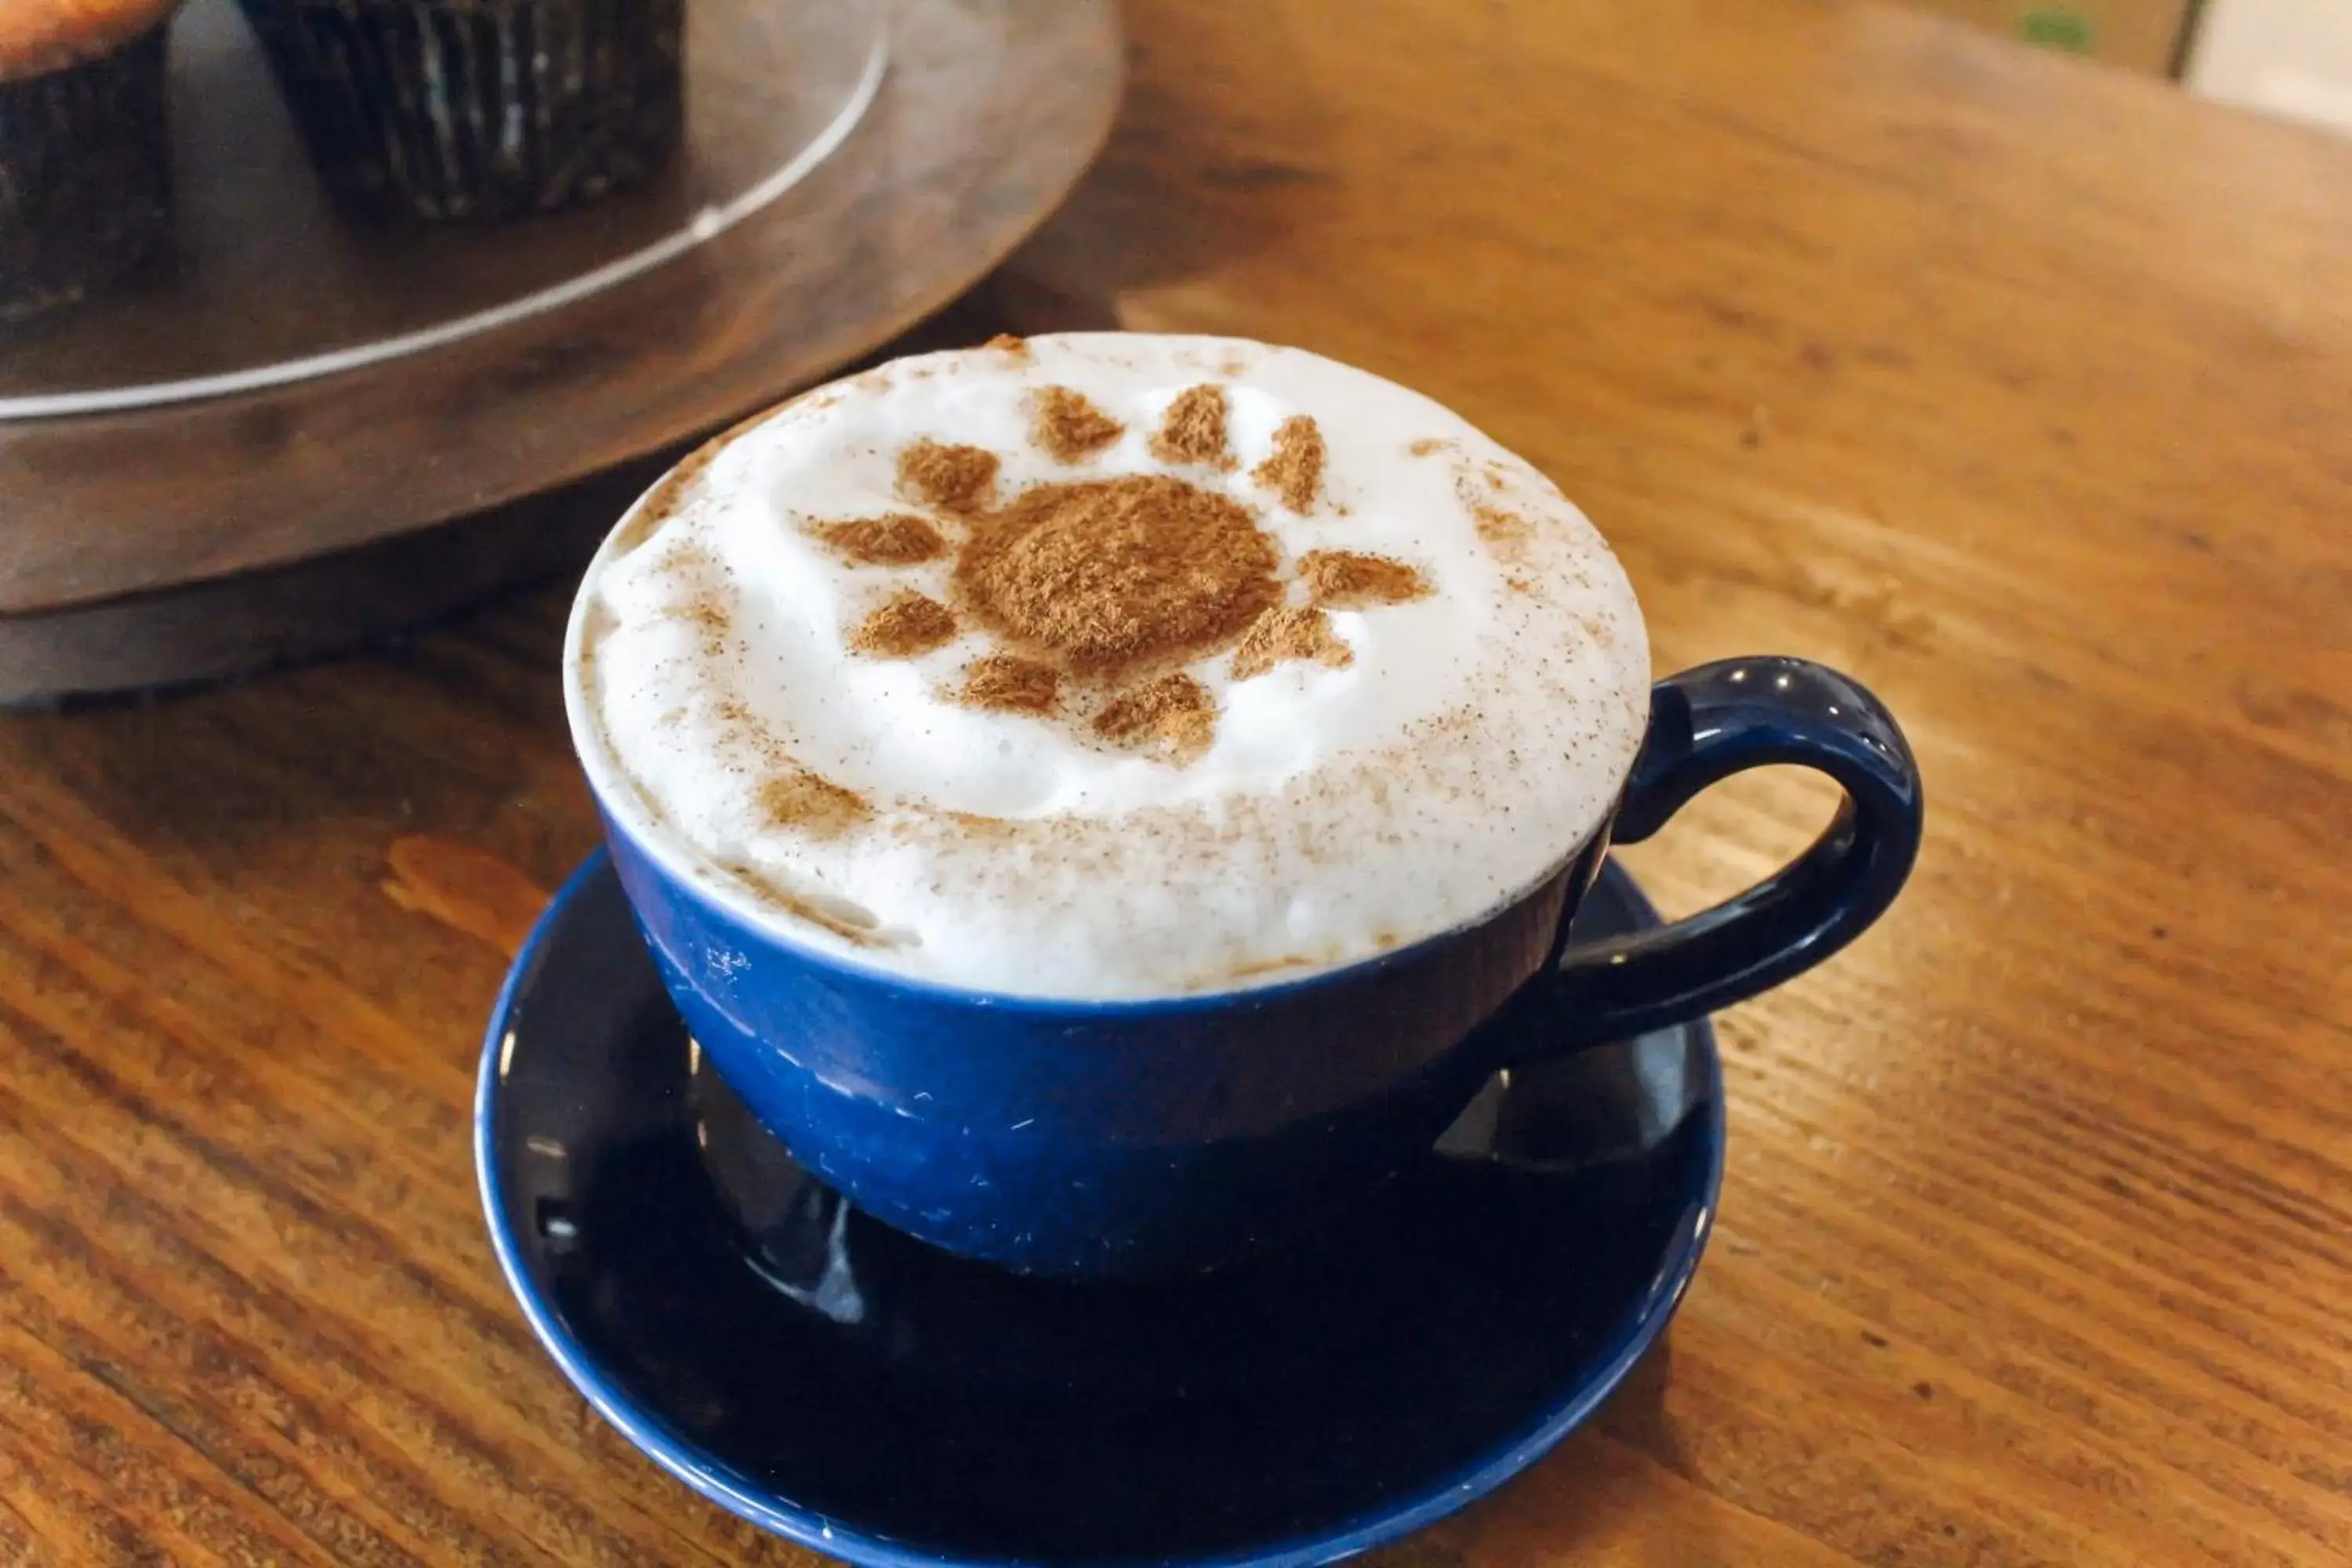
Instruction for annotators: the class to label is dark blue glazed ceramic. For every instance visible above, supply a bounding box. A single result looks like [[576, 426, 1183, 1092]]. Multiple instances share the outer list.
[[478, 855, 1722, 1568], [590, 655, 1920, 1278]]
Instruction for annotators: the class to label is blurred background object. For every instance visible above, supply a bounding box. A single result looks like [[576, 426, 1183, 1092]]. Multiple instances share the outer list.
[[0, 0, 182, 321], [1904, 0, 2194, 74], [1907, 0, 2352, 143], [2185, 0, 2352, 137]]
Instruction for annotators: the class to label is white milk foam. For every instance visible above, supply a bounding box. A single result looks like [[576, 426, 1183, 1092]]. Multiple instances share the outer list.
[[566, 333, 1650, 999]]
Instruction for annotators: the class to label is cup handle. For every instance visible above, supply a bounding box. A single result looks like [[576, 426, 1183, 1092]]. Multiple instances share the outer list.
[[1495, 655, 1924, 1063]]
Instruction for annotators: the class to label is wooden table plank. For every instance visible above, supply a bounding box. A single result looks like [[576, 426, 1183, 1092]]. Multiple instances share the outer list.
[[2, 0, 2348, 1563]]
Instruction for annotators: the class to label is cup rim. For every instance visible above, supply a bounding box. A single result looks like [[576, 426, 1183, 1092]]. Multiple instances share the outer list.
[[589, 792, 1605, 1018], [561, 412, 1628, 1012]]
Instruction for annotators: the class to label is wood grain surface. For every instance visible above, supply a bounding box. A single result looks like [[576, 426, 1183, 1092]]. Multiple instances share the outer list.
[[2, 0, 2348, 1563]]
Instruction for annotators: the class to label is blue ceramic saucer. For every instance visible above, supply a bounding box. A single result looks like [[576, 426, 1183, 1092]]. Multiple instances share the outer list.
[[477, 853, 1723, 1568]]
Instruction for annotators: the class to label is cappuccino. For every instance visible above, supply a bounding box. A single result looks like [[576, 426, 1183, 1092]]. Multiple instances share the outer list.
[[565, 334, 1649, 999]]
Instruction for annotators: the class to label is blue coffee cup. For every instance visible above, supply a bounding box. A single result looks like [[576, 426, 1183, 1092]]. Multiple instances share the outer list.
[[569, 634, 1921, 1278]]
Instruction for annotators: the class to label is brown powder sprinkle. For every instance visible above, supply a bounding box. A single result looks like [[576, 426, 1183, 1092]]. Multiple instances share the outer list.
[[662, 599, 732, 651], [782, 390, 1454, 771], [814, 513, 948, 565], [1472, 503, 1534, 554], [957, 653, 1061, 715], [955, 474, 1279, 675], [757, 771, 872, 837], [612, 426, 735, 554], [1094, 672, 1217, 760], [1149, 383, 1235, 468], [985, 333, 1030, 356], [1250, 415, 1327, 513], [1231, 605, 1353, 680], [849, 591, 960, 658], [1224, 953, 1319, 982], [1406, 437, 1446, 457], [1298, 550, 1432, 609], [1031, 385, 1125, 463], [716, 860, 891, 946], [898, 439, 1000, 513]]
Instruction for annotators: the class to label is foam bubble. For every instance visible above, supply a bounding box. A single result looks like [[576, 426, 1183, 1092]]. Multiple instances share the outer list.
[[566, 334, 1650, 998]]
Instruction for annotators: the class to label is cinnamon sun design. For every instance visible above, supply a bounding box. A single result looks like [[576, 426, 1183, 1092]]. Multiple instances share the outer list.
[[819, 379, 1435, 764]]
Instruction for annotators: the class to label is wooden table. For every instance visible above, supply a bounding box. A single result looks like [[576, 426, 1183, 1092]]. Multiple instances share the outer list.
[[3, 0, 2347, 1562]]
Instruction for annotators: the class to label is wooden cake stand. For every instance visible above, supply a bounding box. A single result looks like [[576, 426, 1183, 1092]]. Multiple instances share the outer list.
[[0, 0, 1122, 703]]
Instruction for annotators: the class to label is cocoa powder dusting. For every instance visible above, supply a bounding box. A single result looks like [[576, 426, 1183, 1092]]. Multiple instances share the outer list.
[[1032, 386, 1125, 463], [1231, 606, 1353, 680], [1094, 673, 1217, 759], [1225, 953, 1318, 982], [1472, 503, 1534, 555], [955, 475, 1279, 675], [1149, 383, 1235, 468], [957, 653, 1061, 715], [758, 771, 871, 837], [1250, 416, 1326, 513], [850, 591, 960, 658], [815, 513, 948, 565], [1407, 437, 1446, 457], [664, 599, 732, 653], [985, 333, 1030, 357], [716, 860, 889, 946], [1298, 550, 1432, 609], [898, 440, 1000, 513], [613, 429, 730, 554]]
